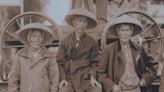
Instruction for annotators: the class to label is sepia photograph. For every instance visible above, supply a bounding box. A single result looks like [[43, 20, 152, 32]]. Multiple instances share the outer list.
[[0, 0, 164, 92]]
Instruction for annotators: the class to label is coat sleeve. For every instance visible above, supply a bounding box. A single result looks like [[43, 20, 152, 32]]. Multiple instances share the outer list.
[[55, 40, 67, 81], [89, 40, 100, 78], [8, 56, 20, 92], [97, 46, 113, 92], [140, 48, 155, 86], [48, 57, 59, 92], [159, 67, 164, 92]]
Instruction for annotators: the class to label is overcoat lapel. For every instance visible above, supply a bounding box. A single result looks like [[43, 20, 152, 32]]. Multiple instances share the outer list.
[[113, 41, 125, 81], [130, 42, 140, 65], [19, 47, 52, 68]]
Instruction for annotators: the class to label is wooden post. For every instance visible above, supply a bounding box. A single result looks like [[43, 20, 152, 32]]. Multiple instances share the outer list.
[[96, 0, 108, 24]]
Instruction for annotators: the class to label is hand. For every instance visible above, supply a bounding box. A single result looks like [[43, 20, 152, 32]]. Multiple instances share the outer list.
[[113, 84, 121, 92], [59, 79, 68, 89], [90, 76, 102, 90], [139, 79, 147, 87]]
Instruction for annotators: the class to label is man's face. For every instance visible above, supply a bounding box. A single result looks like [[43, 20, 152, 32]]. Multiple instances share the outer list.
[[28, 30, 43, 50], [117, 24, 133, 42], [72, 16, 88, 34]]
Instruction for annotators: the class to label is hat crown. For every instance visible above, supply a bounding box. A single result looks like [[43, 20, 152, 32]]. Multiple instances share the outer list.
[[111, 15, 143, 28], [65, 8, 97, 29], [107, 15, 143, 36]]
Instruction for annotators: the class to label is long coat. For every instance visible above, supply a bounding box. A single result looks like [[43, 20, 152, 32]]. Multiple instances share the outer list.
[[98, 41, 154, 92], [56, 32, 100, 92], [159, 65, 164, 92], [8, 47, 59, 92]]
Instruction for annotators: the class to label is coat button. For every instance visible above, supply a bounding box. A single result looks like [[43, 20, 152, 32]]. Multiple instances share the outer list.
[[44, 75, 48, 79]]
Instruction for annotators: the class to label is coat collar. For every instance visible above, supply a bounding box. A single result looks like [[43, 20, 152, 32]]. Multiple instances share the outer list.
[[18, 46, 52, 59], [116, 40, 141, 63], [18, 46, 52, 68], [117, 40, 139, 52]]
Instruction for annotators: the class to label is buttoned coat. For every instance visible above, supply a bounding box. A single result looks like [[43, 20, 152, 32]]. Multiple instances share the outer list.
[[8, 47, 59, 92], [56, 32, 100, 92], [98, 41, 154, 92]]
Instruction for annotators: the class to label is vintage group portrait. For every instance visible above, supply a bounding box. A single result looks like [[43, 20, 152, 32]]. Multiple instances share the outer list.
[[0, 0, 164, 92]]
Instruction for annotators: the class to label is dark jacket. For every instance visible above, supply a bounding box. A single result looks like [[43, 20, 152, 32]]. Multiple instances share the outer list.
[[159, 65, 164, 92], [56, 32, 100, 92], [98, 41, 154, 92]]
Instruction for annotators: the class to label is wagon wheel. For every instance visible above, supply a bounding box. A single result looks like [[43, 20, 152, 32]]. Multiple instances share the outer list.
[[0, 12, 63, 80], [101, 10, 163, 66]]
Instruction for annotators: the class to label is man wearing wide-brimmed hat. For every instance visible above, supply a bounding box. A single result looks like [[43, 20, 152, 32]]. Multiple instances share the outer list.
[[98, 15, 155, 92], [56, 8, 101, 92], [8, 23, 59, 92]]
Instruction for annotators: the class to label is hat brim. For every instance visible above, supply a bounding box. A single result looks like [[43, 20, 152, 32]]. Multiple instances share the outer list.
[[17, 23, 54, 45], [109, 23, 142, 36], [107, 15, 142, 36]]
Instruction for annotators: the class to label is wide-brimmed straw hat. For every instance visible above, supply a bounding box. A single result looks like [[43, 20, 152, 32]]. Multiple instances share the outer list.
[[17, 23, 54, 45], [107, 15, 142, 36], [65, 8, 98, 29]]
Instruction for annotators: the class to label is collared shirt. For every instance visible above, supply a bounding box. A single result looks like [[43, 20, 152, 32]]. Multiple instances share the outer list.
[[120, 43, 140, 87], [29, 49, 41, 60]]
